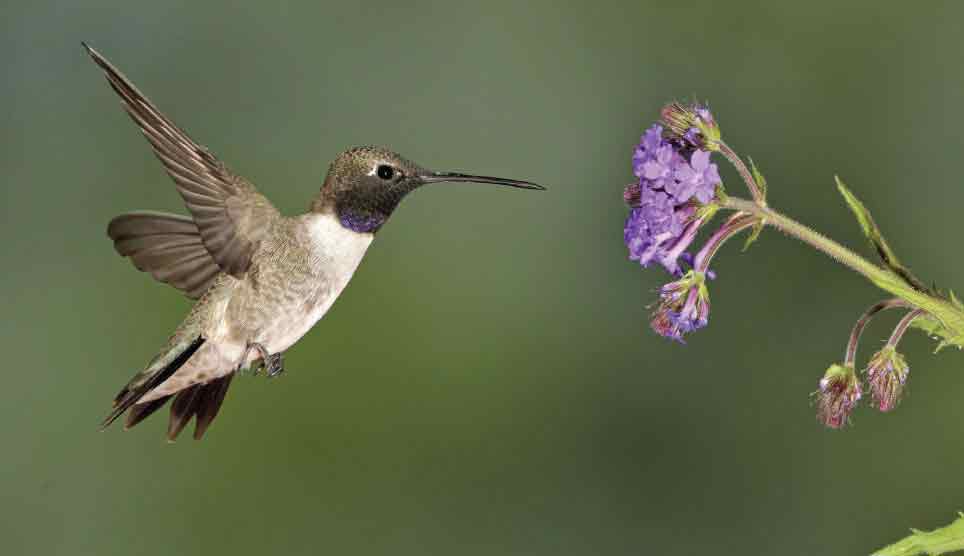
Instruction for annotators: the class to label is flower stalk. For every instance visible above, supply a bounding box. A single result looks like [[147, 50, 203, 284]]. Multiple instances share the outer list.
[[888, 308, 926, 347], [720, 195, 964, 343], [693, 213, 756, 272], [844, 299, 911, 367], [717, 141, 765, 205]]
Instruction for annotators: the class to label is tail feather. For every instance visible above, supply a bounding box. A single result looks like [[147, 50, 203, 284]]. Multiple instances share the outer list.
[[101, 337, 205, 429], [166, 373, 235, 441], [193, 374, 234, 439], [168, 385, 203, 440], [124, 396, 171, 429]]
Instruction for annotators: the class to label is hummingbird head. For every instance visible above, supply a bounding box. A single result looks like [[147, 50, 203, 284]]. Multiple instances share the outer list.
[[314, 146, 545, 233]]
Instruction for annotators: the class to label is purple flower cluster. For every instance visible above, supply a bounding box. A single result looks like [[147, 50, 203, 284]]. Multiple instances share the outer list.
[[621, 102, 935, 432], [623, 125, 721, 275]]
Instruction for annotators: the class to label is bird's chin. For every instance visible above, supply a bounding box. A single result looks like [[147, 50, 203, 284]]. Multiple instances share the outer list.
[[337, 210, 387, 234]]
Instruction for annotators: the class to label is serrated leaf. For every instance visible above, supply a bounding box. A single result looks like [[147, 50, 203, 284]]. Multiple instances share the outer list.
[[748, 157, 767, 200], [742, 219, 765, 252], [951, 290, 964, 310], [836, 176, 889, 256], [835, 176, 927, 292], [911, 313, 942, 335], [910, 312, 964, 352], [872, 513, 964, 556]]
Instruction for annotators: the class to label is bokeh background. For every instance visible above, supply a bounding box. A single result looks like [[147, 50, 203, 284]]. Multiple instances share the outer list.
[[3, 1, 964, 554]]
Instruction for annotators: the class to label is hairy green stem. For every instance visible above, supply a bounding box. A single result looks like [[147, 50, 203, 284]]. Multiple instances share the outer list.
[[720, 196, 964, 341], [724, 196, 887, 281], [719, 142, 764, 205]]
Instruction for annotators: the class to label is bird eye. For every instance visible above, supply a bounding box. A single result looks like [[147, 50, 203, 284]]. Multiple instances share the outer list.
[[376, 165, 395, 180]]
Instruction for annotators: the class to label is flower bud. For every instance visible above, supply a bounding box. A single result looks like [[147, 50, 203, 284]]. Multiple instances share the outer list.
[[816, 363, 862, 429], [864, 346, 909, 412], [660, 102, 721, 151]]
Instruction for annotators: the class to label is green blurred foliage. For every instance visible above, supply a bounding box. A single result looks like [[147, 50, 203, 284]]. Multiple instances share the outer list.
[[2, 1, 964, 554]]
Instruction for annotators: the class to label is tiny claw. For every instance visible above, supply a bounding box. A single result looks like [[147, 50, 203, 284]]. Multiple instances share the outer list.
[[239, 342, 278, 376], [241, 342, 284, 378], [264, 352, 284, 377]]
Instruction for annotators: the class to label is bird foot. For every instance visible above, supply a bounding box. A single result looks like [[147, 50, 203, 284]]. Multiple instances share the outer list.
[[263, 352, 284, 378], [242, 342, 285, 377]]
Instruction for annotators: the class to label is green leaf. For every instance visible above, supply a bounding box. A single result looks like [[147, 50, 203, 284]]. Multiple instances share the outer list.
[[748, 157, 767, 200], [742, 219, 765, 252], [950, 290, 964, 310], [911, 313, 964, 353], [715, 182, 728, 204], [836, 176, 926, 292], [872, 513, 964, 556], [695, 200, 721, 222]]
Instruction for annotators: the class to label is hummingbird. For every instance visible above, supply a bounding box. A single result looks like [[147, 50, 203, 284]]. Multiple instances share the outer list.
[[84, 43, 545, 440]]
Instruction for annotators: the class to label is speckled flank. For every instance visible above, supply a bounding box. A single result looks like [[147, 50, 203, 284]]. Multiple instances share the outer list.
[[138, 211, 373, 402]]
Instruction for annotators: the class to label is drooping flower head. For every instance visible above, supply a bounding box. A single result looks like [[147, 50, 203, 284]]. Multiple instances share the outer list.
[[623, 121, 722, 275], [865, 346, 910, 412], [816, 363, 862, 429], [650, 270, 711, 342]]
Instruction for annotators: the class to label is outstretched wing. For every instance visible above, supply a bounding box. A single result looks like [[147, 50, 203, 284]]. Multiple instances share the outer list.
[[85, 43, 279, 277], [107, 211, 221, 299]]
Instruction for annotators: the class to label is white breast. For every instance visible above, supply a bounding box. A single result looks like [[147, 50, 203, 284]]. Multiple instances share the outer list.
[[261, 213, 374, 355], [305, 212, 375, 280]]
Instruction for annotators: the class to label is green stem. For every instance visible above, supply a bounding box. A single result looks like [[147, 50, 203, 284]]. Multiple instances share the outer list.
[[724, 196, 886, 281], [720, 196, 964, 339], [719, 142, 764, 205]]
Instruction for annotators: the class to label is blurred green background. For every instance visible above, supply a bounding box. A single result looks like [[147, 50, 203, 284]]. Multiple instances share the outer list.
[[3, 1, 964, 554]]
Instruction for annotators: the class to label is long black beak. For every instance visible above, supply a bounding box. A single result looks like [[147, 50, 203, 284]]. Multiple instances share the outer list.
[[421, 171, 546, 191]]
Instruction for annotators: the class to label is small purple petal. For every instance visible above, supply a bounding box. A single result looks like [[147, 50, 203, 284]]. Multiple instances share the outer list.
[[690, 149, 710, 171]]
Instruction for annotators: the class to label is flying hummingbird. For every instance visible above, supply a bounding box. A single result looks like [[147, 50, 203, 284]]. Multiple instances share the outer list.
[[84, 44, 545, 440]]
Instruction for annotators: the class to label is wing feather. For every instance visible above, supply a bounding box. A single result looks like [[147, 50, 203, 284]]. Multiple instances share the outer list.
[[107, 211, 221, 299], [85, 43, 280, 277]]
